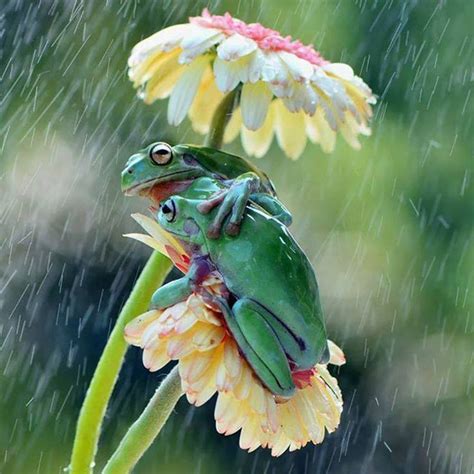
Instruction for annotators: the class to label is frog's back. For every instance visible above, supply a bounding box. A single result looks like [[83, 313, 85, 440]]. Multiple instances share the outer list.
[[209, 207, 328, 367], [175, 145, 276, 196]]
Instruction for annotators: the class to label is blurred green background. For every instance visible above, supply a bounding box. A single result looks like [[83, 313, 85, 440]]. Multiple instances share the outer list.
[[0, 0, 472, 473]]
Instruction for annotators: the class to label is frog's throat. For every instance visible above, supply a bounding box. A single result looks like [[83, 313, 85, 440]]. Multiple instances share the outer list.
[[123, 170, 200, 195]]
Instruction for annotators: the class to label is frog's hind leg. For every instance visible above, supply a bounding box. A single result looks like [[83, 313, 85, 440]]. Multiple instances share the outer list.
[[256, 305, 330, 369], [212, 296, 295, 398]]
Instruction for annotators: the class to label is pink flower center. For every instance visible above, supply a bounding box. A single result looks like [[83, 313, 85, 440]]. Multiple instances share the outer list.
[[190, 9, 328, 66]]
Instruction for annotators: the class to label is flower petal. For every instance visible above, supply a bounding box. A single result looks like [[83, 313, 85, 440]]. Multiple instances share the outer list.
[[217, 33, 257, 61], [124, 310, 161, 346], [143, 343, 170, 372], [223, 107, 242, 143], [278, 51, 314, 82], [179, 350, 216, 384], [141, 49, 183, 102], [213, 56, 243, 92], [273, 100, 307, 160], [240, 81, 272, 130], [192, 324, 225, 351], [167, 55, 210, 126], [128, 24, 189, 67], [327, 340, 346, 366], [179, 26, 223, 63], [241, 104, 275, 158], [188, 66, 224, 134]]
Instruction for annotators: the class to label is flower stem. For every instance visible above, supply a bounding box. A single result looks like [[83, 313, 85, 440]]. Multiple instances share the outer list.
[[205, 88, 238, 149], [69, 251, 172, 474], [102, 365, 182, 474]]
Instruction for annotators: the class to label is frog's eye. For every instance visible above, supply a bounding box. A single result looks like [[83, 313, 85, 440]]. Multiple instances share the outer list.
[[149, 143, 173, 165], [161, 199, 176, 223]]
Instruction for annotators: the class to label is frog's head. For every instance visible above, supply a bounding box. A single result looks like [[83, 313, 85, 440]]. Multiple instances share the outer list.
[[157, 196, 209, 248], [121, 142, 208, 196]]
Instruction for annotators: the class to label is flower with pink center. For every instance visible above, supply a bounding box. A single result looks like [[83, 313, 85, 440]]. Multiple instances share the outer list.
[[124, 213, 346, 456], [128, 10, 376, 159]]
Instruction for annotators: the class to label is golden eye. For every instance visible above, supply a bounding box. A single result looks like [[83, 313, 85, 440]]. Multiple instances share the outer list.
[[149, 143, 173, 165]]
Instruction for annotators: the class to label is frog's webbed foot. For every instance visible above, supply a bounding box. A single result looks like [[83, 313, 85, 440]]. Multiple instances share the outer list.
[[197, 173, 260, 239]]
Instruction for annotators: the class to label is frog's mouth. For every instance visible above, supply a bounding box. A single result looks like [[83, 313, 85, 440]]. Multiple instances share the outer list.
[[123, 171, 195, 196]]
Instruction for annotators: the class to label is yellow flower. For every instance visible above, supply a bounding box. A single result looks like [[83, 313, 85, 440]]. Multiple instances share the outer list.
[[128, 9, 376, 159], [125, 214, 346, 455]]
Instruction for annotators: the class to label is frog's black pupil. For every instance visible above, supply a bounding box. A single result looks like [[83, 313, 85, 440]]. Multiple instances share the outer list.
[[155, 148, 169, 155], [161, 200, 176, 222]]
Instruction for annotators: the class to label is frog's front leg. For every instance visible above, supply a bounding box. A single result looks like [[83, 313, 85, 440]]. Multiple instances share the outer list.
[[150, 256, 213, 310], [250, 193, 293, 226], [197, 172, 261, 238], [203, 295, 295, 398]]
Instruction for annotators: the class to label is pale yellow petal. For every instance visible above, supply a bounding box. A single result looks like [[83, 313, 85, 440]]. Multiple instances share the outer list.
[[327, 340, 346, 366], [142, 49, 184, 102], [223, 341, 242, 380], [123, 233, 166, 254], [173, 309, 198, 334], [131, 213, 187, 261], [273, 100, 307, 160], [143, 343, 170, 372], [188, 66, 225, 134], [166, 326, 202, 359], [311, 107, 336, 153], [179, 350, 216, 384], [248, 379, 266, 415], [167, 55, 210, 125], [278, 401, 306, 443], [239, 416, 264, 452], [186, 295, 221, 326], [339, 111, 361, 150], [233, 365, 252, 400], [240, 81, 272, 130], [192, 323, 225, 351], [215, 394, 247, 435], [129, 24, 190, 67], [223, 107, 242, 144], [270, 431, 291, 456], [241, 102, 274, 158], [264, 394, 279, 434], [124, 310, 161, 346]]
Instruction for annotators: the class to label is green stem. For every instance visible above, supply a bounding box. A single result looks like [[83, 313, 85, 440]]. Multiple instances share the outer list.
[[102, 366, 182, 474], [205, 89, 238, 149], [69, 252, 172, 474]]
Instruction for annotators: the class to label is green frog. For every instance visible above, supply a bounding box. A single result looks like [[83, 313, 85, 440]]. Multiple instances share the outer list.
[[121, 142, 292, 237], [148, 182, 329, 398]]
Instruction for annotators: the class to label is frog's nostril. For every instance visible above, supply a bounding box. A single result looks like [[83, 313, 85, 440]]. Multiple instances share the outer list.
[[127, 168, 134, 174]]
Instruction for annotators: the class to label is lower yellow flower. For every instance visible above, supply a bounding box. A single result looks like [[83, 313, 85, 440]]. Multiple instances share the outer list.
[[125, 272, 345, 456]]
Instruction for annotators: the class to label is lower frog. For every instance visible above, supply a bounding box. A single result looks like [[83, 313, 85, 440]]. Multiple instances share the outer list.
[[149, 190, 329, 398], [121, 142, 292, 238]]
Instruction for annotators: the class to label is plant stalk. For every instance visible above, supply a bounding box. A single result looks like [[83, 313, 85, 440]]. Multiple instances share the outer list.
[[205, 89, 238, 149], [102, 366, 182, 474], [69, 252, 172, 474]]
